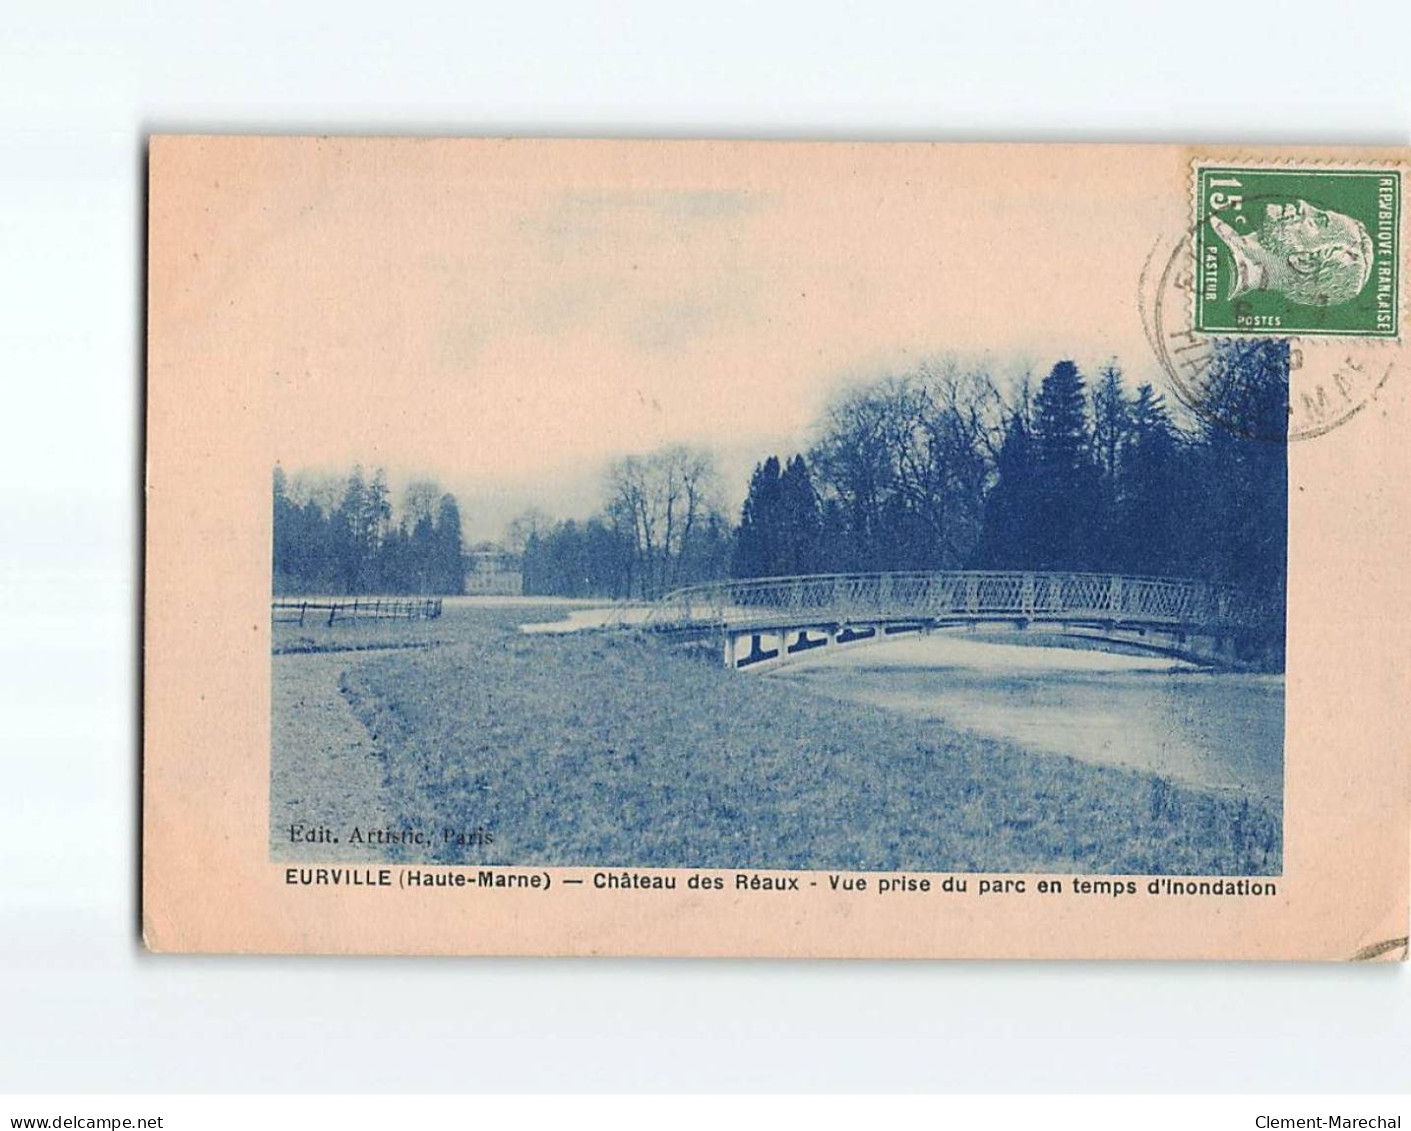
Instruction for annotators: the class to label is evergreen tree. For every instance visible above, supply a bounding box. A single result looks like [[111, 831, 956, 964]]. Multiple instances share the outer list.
[[380, 523, 409, 593], [819, 497, 852, 573], [1117, 384, 1181, 574], [1090, 362, 1130, 554], [295, 497, 330, 590], [433, 493, 466, 594], [365, 469, 392, 587], [272, 465, 295, 588], [732, 454, 824, 577], [521, 529, 544, 595], [777, 455, 823, 575], [1186, 341, 1289, 603], [409, 509, 436, 594], [732, 457, 784, 578], [1031, 360, 1096, 569], [977, 411, 1039, 568], [331, 466, 369, 591]]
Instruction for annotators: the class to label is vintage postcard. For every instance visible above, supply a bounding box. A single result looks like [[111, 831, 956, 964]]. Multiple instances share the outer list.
[[143, 138, 1409, 959]]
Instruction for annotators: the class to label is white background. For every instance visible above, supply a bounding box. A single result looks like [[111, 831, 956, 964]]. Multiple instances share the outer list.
[[2, 0, 1408, 1094]]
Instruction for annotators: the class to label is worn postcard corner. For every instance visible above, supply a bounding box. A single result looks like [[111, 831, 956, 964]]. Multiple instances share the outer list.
[[143, 137, 1411, 959]]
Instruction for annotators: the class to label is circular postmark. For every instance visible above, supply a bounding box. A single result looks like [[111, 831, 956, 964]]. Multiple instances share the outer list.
[[1140, 181, 1400, 443]]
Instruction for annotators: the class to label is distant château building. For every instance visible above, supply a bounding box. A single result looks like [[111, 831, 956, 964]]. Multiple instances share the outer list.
[[464, 546, 523, 595]]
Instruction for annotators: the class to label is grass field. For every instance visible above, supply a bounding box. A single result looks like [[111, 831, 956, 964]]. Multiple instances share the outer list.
[[270, 603, 1281, 875]]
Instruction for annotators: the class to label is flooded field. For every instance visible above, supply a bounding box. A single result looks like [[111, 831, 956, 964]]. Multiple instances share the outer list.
[[770, 633, 1284, 802], [271, 606, 1281, 873]]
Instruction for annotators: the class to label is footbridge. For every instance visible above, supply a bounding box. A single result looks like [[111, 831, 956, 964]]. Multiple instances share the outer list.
[[643, 571, 1267, 670]]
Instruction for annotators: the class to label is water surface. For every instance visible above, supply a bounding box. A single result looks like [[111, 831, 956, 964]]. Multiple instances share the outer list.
[[770, 633, 1284, 801]]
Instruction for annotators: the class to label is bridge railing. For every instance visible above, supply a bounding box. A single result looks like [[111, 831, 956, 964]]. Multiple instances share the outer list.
[[644, 571, 1260, 633]]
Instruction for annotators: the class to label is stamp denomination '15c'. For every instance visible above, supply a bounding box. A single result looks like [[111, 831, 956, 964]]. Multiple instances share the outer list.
[[1194, 166, 1400, 338]]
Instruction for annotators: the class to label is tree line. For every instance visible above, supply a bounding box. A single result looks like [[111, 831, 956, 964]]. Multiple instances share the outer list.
[[520, 342, 1287, 622], [273, 465, 466, 595], [518, 447, 733, 599], [275, 343, 1287, 640]]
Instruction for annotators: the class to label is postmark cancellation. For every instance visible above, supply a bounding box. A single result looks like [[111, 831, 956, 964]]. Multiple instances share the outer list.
[[1139, 161, 1406, 441]]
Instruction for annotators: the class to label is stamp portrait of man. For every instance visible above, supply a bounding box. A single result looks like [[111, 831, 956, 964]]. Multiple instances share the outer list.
[[1209, 199, 1375, 307]]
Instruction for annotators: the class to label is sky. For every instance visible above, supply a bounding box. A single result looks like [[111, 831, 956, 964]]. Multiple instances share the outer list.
[[173, 140, 1191, 541]]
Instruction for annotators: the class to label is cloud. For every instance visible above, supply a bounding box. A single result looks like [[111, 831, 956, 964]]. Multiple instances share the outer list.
[[516, 188, 767, 351]]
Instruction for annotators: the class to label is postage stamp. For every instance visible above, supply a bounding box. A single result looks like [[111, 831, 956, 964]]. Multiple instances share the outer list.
[[1193, 165, 1400, 338]]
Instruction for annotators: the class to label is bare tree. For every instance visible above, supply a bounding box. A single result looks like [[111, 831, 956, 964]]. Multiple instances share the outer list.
[[809, 356, 1005, 570], [606, 445, 723, 598], [504, 508, 552, 554], [401, 479, 442, 528]]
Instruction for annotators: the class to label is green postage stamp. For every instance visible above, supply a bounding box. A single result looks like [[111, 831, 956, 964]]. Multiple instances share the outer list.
[[1194, 165, 1401, 337]]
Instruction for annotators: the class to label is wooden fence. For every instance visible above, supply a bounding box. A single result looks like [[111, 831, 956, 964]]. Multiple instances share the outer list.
[[272, 597, 444, 626]]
